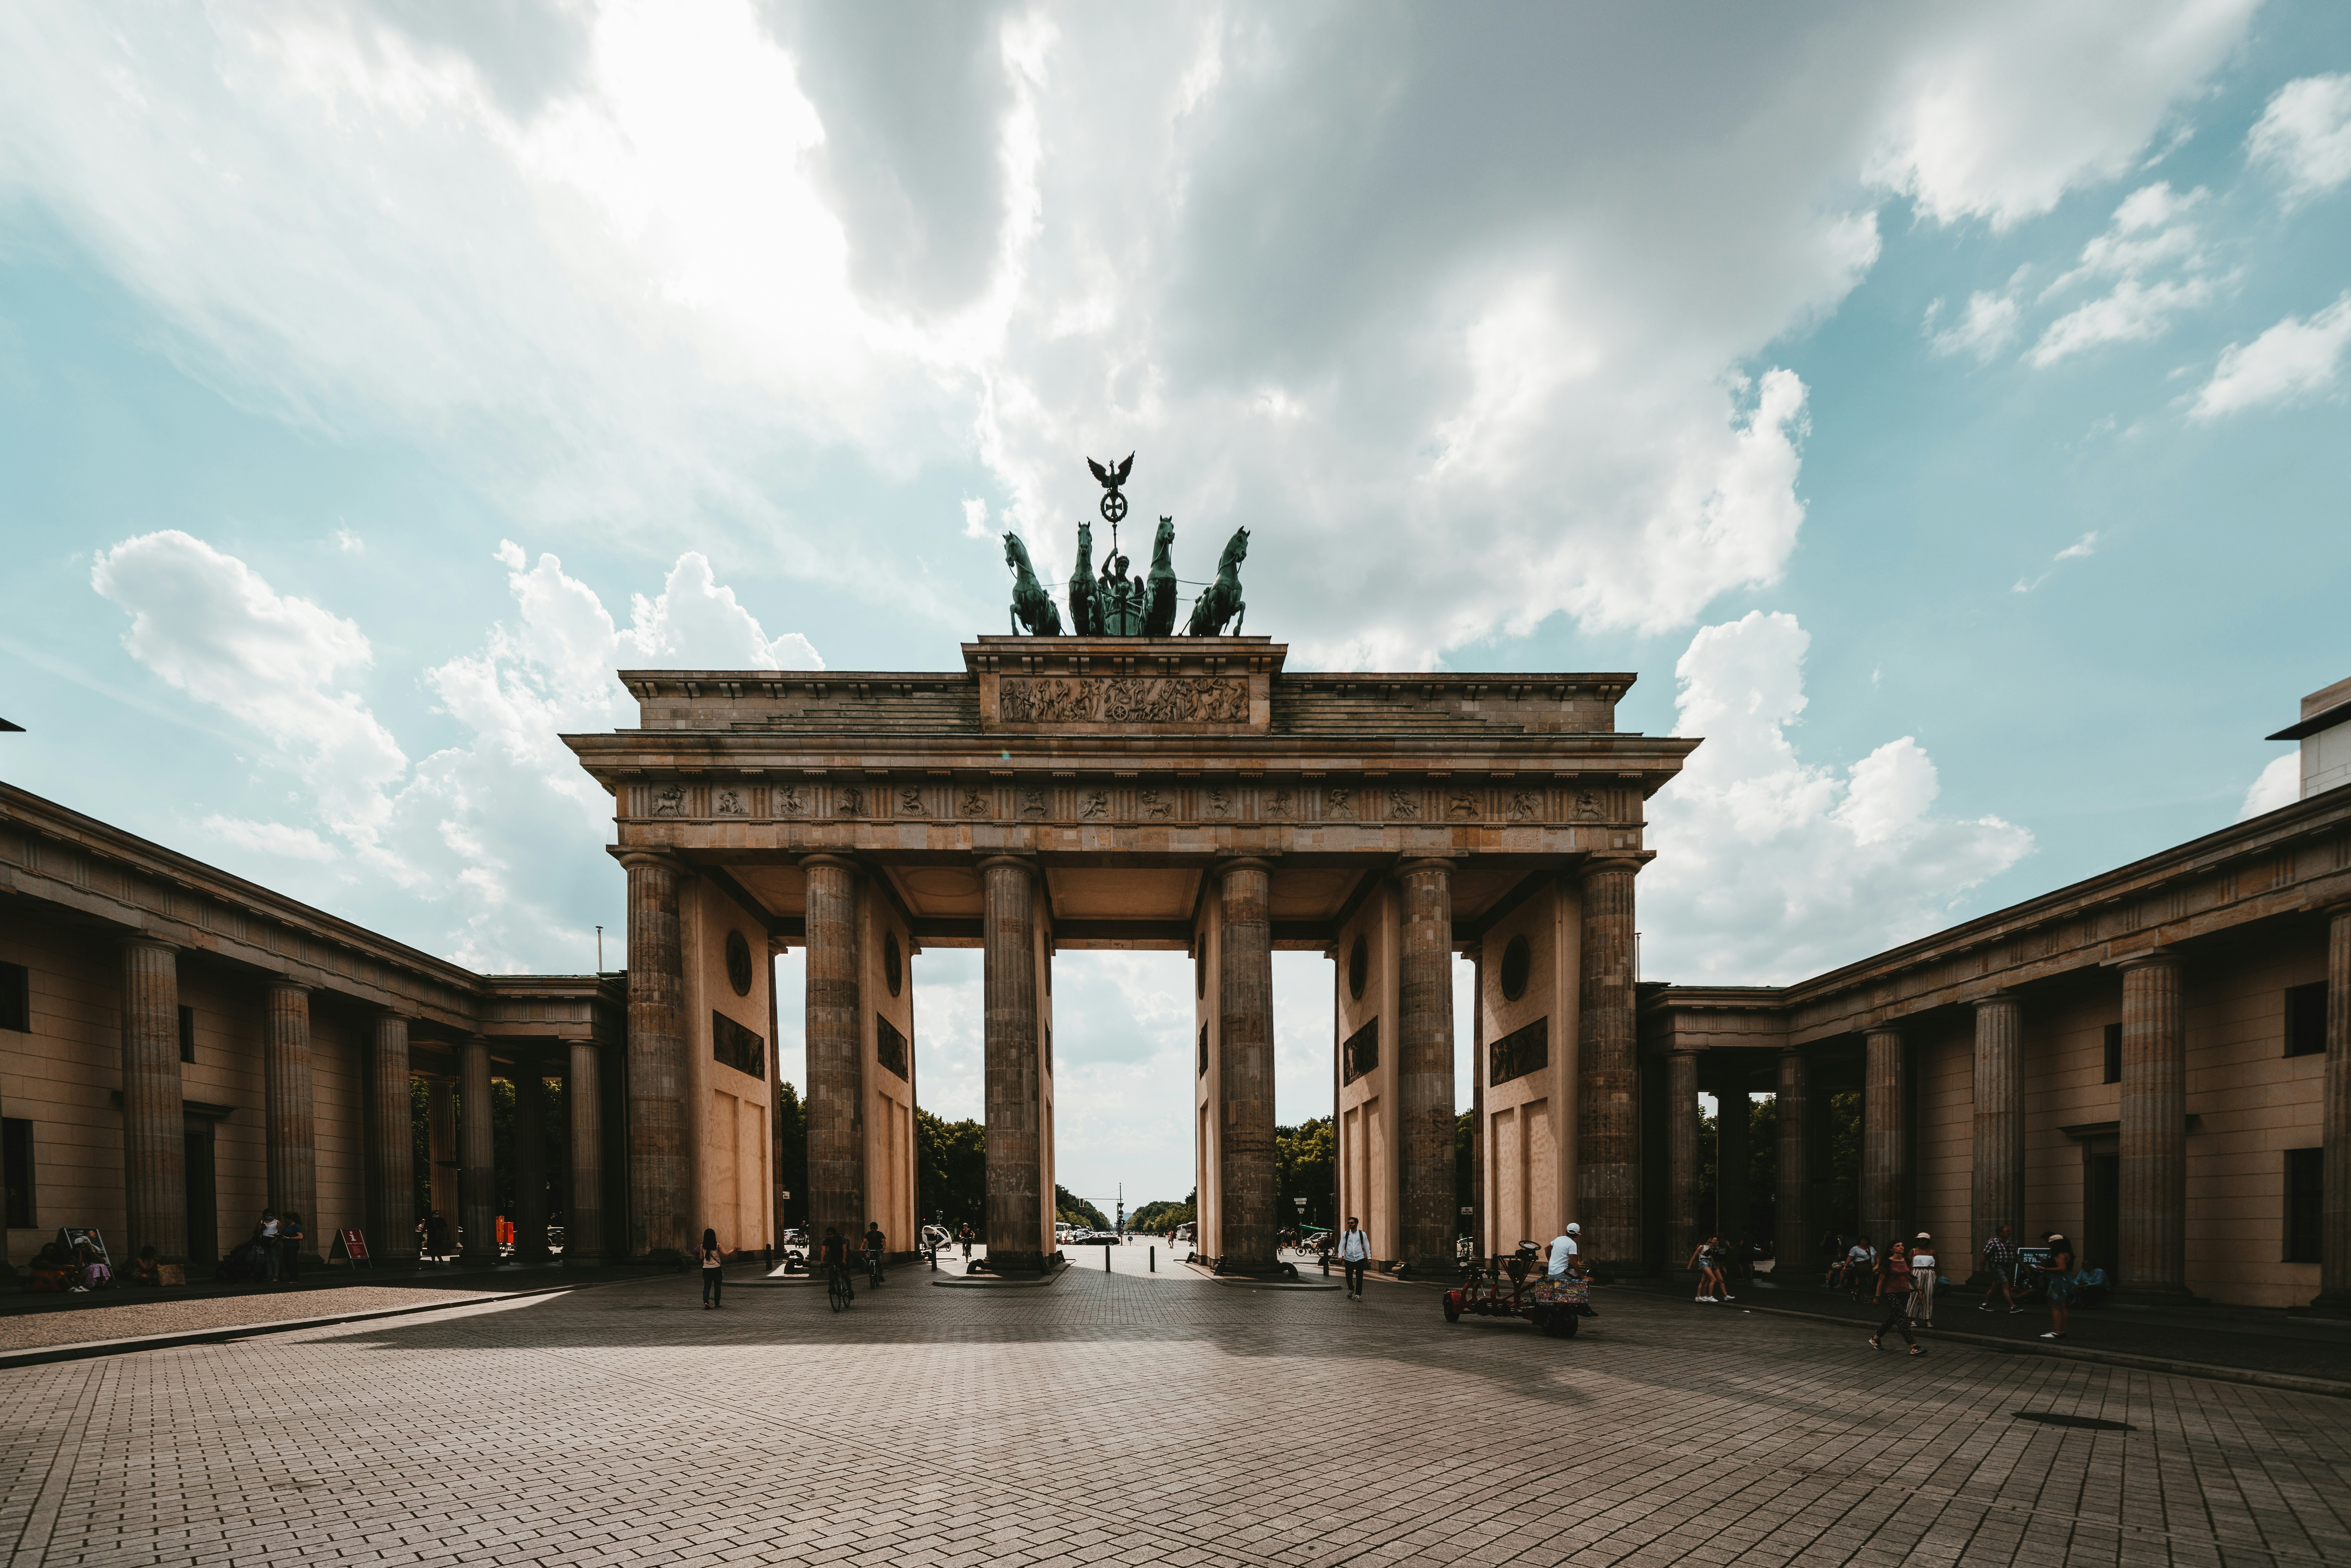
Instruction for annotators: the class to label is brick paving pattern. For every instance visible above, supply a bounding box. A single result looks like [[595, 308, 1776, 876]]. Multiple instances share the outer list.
[[3, 1262, 2345, 1567]]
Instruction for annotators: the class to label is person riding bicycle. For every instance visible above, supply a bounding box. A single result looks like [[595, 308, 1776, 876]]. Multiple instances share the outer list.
[[863, 1221, 887, 1288], [819, 1226, 853, 1302]]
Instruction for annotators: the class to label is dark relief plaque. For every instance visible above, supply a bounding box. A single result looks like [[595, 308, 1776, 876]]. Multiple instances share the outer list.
[[713, 1011, 765, 1077], [876, 1015, 909, 1081], [1342, 1017, 1379, 1086], [1488, 1016, 1548, 1087]]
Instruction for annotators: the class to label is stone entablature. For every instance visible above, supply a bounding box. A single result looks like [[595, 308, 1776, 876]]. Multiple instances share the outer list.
[[0, 783, 619, 1046], [1643, 784, 2351, 1048]]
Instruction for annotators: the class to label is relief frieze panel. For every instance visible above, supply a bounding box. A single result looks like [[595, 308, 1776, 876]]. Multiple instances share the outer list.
[[996, 675, 1249, 726]]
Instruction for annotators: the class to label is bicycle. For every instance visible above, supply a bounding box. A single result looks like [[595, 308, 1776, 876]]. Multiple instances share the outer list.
[[865, 1249, 885, 1290], [827, 1261, 854, 1313]]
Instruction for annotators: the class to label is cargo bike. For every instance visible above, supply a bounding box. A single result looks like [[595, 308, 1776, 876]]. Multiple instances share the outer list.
[[1443, 1243, 1599, 1338]]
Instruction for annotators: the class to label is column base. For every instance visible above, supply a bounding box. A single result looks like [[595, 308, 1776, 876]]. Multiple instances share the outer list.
[[2298, 1290, 2351, 1319], [564, 1251, 604, 1268], [2104, 1282, 2200, 1308], [972, 1249, 1049, 1275], [1582, 1257, 1643, 1282]]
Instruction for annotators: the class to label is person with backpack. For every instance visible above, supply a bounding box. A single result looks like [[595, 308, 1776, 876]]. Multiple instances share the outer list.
[[699, 1228, 725, 1308], [1337, 1216, 1371, 1300], [1868, 1240, 1924, 1355]]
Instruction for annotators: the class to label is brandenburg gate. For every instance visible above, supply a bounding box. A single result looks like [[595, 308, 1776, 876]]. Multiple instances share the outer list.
[[565, 632, 1694, 1275]]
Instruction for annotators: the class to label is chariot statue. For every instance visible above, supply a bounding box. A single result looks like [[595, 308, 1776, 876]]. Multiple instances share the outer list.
[[998, 453, 1249, 639]]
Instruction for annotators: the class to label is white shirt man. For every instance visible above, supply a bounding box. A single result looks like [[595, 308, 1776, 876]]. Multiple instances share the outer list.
[[1336, 1217, 1372, 1301], [1547, 1223, 1580, 1279]]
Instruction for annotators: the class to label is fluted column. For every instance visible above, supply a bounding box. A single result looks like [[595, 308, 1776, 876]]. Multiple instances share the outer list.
[[1774, 1051, 1808, 1273], [1666, 1049, 1701, 1266], [1861, 1028, 1908, 1248], [427, 1079, 457, 1223], [263, 982, 318, 1258], [981, 856, 1043, 1271], [2118, 952, 2188, 1296], [459, 1034, 496, 1265], [513, 1051, 548, 1263], [364, 1012, 415, 1264], [804, 854, 865, 1250], [1970, 993, 2024, 1283], [119, 938, 186, 1261], [2316, 908, 2351, 1312], [1217, 858, 1278, 1272], [566, 1040, 604, 1266], [621, 850, 690, 1259], [1576, 857, 1642, 1274], [1397, 859, 1457, 1273]]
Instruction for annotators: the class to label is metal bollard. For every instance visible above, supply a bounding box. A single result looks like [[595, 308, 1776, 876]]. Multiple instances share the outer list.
[[1149, 1246, 1156, 1273], [1104, 1246, 1111, 1273]]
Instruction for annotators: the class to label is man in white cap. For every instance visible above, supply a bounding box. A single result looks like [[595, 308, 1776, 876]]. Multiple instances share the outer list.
[[1547, 1222, 1582, 1281]]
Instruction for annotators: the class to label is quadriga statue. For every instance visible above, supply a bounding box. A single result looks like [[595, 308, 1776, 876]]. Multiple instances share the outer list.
[[1184, 526, 1248, 636], [1003, 532, 1063, 636]]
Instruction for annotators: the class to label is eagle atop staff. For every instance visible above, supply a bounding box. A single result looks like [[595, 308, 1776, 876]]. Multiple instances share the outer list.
[[1086, 452, 1134, 523]]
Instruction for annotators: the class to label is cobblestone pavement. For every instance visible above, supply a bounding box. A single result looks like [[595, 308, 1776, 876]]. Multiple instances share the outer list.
[[4, 1265, 2345, 1567]]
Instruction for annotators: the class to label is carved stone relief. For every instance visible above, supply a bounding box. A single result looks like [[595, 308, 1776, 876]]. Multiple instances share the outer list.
[[998, 675, 1248, 725]]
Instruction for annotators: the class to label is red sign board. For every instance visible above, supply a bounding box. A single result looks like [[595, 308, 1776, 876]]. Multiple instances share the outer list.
[[333, 1229, 370, 1265]]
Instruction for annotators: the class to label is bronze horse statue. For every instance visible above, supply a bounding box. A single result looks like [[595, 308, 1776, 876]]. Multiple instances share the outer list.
[[1004, 532, 1063, 636], [1144, 517, 1178, 636], [1068, 521, 1100, 636], [1184, 526, 1248, 636]]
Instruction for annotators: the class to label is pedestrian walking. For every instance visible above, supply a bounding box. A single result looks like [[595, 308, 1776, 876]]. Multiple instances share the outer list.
[[1337, 1216, 1371, 1299], [1867, 1240, 1924, 1354], [699, 1228, 725, 1308], [1907, 1232, 1939, 1330], [280, 1212, 305, 1283], [1546, 1222, 1582, 1280], [253, 1210, 282, 1284], [1977, 1224, 2023, 1313], [424, 1209, 452, 1264], [2037, 1233, 2075, 1340]]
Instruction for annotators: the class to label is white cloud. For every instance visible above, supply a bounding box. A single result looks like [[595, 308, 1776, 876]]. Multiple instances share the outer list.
[[92, 532, 820, 969], [1643, 611, 2034, 984], [2013, 529, 2100, 592], [333, 527, 364, 554], [1928, 290, 2021, 361], [0, 3, 2255, 667], [197, 815, 341, 862], [2190, 293, 2351, 419], [90, 531, 409, 846], [2028, 182, 2220, 366], [2238, 753, 2300, 819], [2247, 74, 2351, 203]]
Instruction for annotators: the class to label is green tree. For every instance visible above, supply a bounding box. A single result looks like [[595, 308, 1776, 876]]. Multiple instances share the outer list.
[[1454, 1109, 1474, 1233], [1130, 1193, 1195, 1232], [1276, 1117, 1334, 1229], [775, 1082, 808, 1229], [915, 1108, 985, 1231]]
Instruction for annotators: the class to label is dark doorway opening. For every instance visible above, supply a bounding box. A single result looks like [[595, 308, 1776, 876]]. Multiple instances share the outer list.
[[2083, 1150, 2119, 1281], [183, 1120, 218, 1266]]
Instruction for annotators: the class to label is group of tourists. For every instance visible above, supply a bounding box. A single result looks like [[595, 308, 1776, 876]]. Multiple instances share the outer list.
[[1824, 1224, 2082, 1346]]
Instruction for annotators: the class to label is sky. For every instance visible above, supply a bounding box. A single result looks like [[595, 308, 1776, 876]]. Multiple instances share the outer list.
[[3, 2, 2349, 1214]]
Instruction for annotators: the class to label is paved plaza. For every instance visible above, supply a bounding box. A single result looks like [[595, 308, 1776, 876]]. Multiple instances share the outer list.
[[3, 1258, 2346, 1568]]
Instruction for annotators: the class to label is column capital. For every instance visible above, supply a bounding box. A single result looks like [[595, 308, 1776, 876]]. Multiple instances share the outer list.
[[975, 853, 1037, 877], [1396, 856, 1455, 877], [1216, 855, 1275, 877], [800, 852, 863, 875], [1864, 1023, 1904, 1044], [264, 978, 311, 999], [1971, 989, 2022, 1010], [1577, 853, 1647, 881], [2108, 944, 2183, 973], [618, 848, 690, 875], [119, 932, 177, 955]]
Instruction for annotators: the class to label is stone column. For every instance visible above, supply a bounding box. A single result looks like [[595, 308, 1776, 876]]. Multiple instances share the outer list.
[[366, 1012, 415, 1264], [2118, 951, 2189, 1296], [2316, 908, 2351, 1312], [804, 854, 865, 1249], [119, 938, 186, 1261], [1217, 858, 1278, 1273], [1576, 857, 1643, 1275], [1666, 1049, 1701, 1267], [1774, 1051, 1809, 1274], [1397, 859, 1457, 1273], [1861, 1028, 1908, 1249], [1970, 992, 2024, 1284], [1717, 1077, 1751, 1257], [1464, 942, 1485, 1261], [622, 850, 690, 1260], [980, 856, 1044, 1271], [566, 1040, 604, 1266], [427, 1079, 457, 1225], [459, 1034, 496, 1266], [513, 1050, 548, 1263], [263, 982, 318, 1258]]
